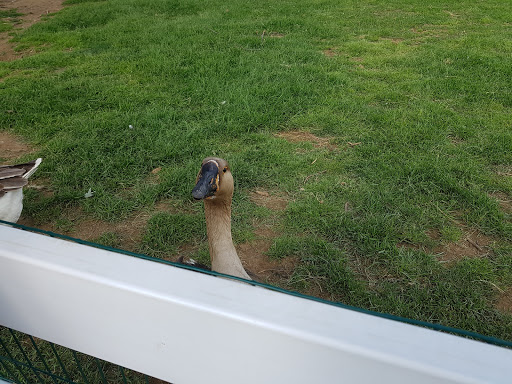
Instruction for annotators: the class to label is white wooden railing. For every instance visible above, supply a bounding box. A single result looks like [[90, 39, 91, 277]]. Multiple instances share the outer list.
[[0, 224, 511, 383]]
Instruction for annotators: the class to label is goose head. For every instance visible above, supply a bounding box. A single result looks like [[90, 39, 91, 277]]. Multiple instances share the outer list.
[[192, 157, 234, 203]]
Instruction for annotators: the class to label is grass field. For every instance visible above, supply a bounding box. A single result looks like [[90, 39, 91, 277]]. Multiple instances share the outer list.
[[1, 0, 511, 343]]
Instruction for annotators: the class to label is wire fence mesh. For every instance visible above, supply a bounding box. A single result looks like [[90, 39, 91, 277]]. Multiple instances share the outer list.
[[0, 326, 159, 384]]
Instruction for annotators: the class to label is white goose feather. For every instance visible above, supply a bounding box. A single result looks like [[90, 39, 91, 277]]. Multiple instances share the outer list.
[[0, 158, 42, 223]]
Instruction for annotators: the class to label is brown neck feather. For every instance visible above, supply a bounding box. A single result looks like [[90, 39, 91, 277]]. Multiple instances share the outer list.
[[204, 197, 250, 280]]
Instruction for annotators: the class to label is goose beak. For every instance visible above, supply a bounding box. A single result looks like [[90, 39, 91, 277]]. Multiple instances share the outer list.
[[192, 161, 219, 200]]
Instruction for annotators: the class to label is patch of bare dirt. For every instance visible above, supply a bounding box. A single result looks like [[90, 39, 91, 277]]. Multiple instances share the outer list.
[[410, 25, 450, 40], [249, 189, 288, 211], [443, 10, 460, 18], [372, 10, 417, 18], [238, 189, 298, 282], [268, 31, 285, 38], [18, 210, 142, 252], [490, 192, 512, 214], [496, 288, 512, 314], [322, 48, 338, 57], [493, 165, 512, 177], [435, 230, 494, 264], [275, 130, 339, 151], [399, 227, 496, 265], [237, 226, 298, 284], [144, 166, 163, 185], [379, 37, 403, 44], [0, 131, 35, 160], [26, 176, 53, 197], [260, 30, 285, 40], [75, 213, 151, 250], [348, 57, 365, 69], [396, 241, 419, 251], [18, 199, 183, 252], [448, 134, 464, 145], [0, 0, 65, 61]]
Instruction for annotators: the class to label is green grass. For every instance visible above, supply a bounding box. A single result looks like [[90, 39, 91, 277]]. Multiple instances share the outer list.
[[141, 212, 205, 256], [1, 0, 511, 345], [0, 9, 22, 33]]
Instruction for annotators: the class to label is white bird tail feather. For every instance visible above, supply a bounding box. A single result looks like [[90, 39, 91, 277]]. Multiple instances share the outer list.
[[22, 158, 42, 179]]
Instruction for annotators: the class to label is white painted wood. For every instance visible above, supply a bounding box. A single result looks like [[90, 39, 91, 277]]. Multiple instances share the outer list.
[[0, 225, 510, 384]]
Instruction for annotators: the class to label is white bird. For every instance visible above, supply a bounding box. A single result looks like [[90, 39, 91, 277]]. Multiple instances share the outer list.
[[192, 157, 252, 280], [0, 158, 42, 223]]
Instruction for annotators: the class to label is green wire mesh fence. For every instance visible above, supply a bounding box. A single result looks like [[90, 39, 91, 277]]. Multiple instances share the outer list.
[[0, 326, 160, 384]]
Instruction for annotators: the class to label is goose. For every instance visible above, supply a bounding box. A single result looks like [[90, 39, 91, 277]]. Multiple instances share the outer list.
[[0, 158, 42, 223], [191, 157, 251, 280]]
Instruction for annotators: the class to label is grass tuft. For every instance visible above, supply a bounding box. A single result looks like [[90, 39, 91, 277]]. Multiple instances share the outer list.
[[141, 212, 204, 256]]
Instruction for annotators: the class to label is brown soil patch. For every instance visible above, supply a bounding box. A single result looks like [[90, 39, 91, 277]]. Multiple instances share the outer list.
[[379, 37, 403, 44], [0, 0, 65, 61], [261, 30, 285, 39], [397, 241, 419, 251], [75, 213, 150, 251], [0, 131, 35, 160], [490, 192, 512, 214], [496, 288, 512, 314], [493, 165, 512, 177], [237, 226, 298, 284], [372, 10, 417, 18], [275, 130, 338, 151], [435, 231, 493, 264], [268, 32, 285, 38], [249, 189, 288, 211], [144, 167, 163, 185], [18, 199, 182, 252], [410, 25, 450, 40], [27, 177, 53, 197], [397, 227, 496, 265], [448, 135, 464, 145], [443, 11, 460, 18], [432, 229, 494, 264], [322, 48, 337, 57]]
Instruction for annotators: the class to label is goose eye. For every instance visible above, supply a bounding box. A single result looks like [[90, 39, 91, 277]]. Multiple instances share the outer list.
[[223, 167, 228, 173]]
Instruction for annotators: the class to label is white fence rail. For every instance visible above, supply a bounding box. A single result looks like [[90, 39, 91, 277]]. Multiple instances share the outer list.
[[0, 225, 511, 383]]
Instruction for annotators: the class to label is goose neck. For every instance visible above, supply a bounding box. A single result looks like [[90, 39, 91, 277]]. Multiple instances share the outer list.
[[203, 199, 250, 279]]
